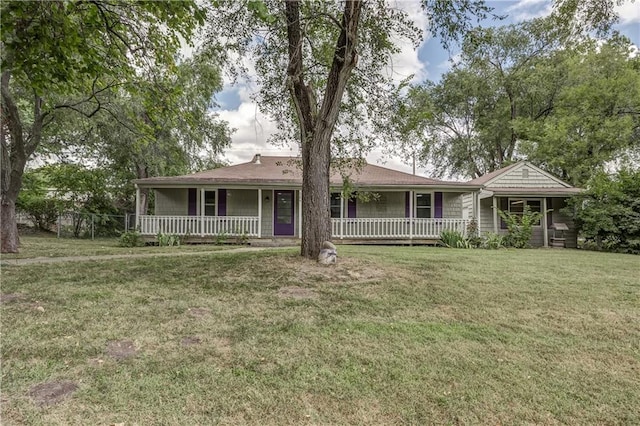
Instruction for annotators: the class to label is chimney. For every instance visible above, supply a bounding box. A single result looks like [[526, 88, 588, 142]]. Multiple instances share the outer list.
[[254, 153, 261, 164]]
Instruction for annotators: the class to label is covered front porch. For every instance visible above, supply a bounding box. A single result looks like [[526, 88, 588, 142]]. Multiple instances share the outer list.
[[135, 185, 475, 242], [137, 214, 471, 240]]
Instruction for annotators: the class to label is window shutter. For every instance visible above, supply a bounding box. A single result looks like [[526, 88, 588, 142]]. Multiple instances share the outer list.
[[188, 188, 197, 216], [434, 192, 443, 218], [405, 192, 410, 218], [218, 189, 227, 216], [348, 196, 357, 218], [546, 197, 553, 228], [499, 197, 508, 230]]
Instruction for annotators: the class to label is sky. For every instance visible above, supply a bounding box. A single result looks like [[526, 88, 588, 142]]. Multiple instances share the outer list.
[[212, 0, 640, 176]]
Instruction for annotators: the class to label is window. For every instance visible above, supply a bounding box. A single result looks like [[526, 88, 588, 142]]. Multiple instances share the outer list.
[[330, 193, 341, 218], [416, 193, 432, 218], [204, 191, 216, 216], [509, 199, 541, 226]]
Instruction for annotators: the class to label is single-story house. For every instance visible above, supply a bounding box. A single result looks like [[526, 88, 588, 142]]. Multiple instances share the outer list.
[[133, 154, 481, 243], [133, 155, 581, 247], [465, 161, 582, 248]]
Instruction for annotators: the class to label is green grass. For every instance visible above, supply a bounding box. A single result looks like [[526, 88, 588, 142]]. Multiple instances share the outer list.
[[1, 246, 639, 424], [0, 235, 229, 260]]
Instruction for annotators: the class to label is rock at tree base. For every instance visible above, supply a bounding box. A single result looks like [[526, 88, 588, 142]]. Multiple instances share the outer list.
[[318, 241, 337, 265]]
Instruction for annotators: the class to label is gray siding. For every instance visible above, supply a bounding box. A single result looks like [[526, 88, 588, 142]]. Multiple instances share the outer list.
[[488, 163, 566, 189], [461, 193, 474, 219], [479, 197, 495, 235], [357, 192, 405, 218], [442, 193, 462, 218], [261, 190, 273, 237], [227, 189, 259, 216], [155, 188, 187, 215]]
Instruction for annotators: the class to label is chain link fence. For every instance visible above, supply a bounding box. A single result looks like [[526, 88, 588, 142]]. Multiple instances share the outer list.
[[18, 211, 136, 239]]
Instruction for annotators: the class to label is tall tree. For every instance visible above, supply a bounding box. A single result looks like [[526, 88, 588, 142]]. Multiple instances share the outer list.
[[1, 1, 205, 252], [517, 35, 640, 185], [398, 9, 637, 182], [397, 18, 568, 179], [206, 0, 496, 258]]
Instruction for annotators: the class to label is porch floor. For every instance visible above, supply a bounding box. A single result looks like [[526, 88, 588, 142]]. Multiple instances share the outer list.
[[143, 235, 440, 247]]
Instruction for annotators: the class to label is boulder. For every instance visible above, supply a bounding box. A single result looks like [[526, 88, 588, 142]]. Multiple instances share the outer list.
[[318, 241, 337, 265]]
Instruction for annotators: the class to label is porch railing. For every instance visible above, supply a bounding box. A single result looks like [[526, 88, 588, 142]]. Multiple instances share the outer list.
[[331, 218, 469, 239], [138, 215, 259, 237]]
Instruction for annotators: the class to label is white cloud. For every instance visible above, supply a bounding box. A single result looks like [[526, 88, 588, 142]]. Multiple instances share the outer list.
[[384, 0, 431, 83], [218, 101, 296, 165], [615, 0, 640, 24], [505, 0, 553, 22]]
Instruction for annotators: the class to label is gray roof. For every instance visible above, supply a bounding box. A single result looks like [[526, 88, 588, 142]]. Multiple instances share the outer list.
[[135, 155, 479, 189]]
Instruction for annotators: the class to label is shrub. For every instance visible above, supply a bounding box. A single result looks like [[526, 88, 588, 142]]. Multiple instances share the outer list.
[[157, 232, 181, 247], [568, 168, 640, 254], [119, 231, 145, 247], [482, 232, 506, 249], [440, 229, 471, 248], [498, 206, 543, 248]]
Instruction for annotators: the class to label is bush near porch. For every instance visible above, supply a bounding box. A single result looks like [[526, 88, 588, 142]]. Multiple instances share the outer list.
[[1, 245, 638, 424]]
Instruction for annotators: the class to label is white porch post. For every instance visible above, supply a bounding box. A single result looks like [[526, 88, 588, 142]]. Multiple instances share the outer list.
[[492, 196, 498, 233], [135, 185, 141, 231], [257, 188, 262, 238], [298, 189, 302, 239], [340, 194, 344, 239], [200, 188, 205, 237], [409, 190, 414, 239], [476, 192, 482, 235], [542, 197, 548, 247]]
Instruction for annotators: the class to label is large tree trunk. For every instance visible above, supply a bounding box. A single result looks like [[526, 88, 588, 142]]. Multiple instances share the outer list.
[[1, 71, 43, 253], [286, 0, 362, 258]]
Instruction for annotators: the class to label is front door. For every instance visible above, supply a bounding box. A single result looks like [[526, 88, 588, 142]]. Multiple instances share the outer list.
[[274, 190, 295, 236]]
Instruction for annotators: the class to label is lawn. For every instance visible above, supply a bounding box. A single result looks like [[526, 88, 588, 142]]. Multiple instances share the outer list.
[[0, 235, 230, 260], [1, 245, 639, 424]]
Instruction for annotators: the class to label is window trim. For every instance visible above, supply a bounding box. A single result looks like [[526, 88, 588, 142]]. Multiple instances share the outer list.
[[415, 192, 433, 219], [330, 192, 342, 219], [204, 190, 216, 216]]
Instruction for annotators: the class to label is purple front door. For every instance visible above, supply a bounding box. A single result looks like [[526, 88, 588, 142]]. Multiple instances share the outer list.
[[274, 190, 295, 236]]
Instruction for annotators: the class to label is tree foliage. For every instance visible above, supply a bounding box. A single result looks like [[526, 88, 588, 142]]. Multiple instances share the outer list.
[[397, 12, 639, 184], [204, 0, 503, 257], [1, 0, 206, 252], [568, 168, 640, 254]]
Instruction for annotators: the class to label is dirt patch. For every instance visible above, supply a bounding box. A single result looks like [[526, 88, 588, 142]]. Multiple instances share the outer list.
[[0, 293, 25, 304], [181, 336, 202, 346], [105, 340, 137, 361], [212, 337, 232, 355], [278, 286, 318, 300], [187, 307, 211, 318], [29, 380, 78, 407], [291, 256, 391, 284]]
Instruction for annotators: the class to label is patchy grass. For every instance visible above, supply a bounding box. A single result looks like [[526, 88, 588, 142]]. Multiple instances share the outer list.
[[0, 235, 229, 260], [1, 246, 639, 424]]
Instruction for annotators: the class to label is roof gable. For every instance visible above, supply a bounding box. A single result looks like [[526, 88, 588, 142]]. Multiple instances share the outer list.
[[469, 161, 572, 189]]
